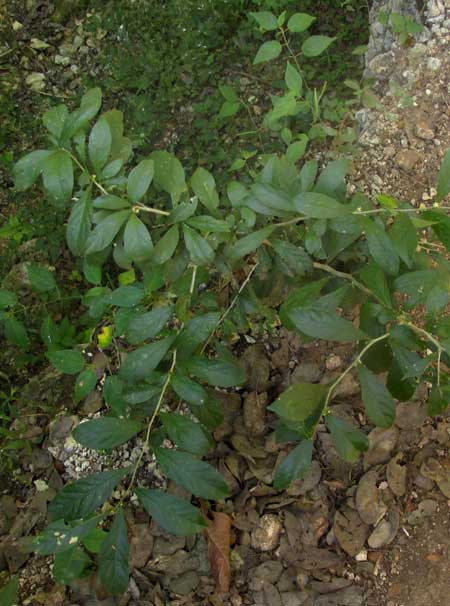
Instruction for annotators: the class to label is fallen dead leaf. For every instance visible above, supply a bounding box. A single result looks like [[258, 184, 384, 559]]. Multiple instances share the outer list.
[[206, 511, 232, 593]]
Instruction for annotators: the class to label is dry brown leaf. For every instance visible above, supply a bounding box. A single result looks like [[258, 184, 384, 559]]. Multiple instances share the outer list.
[[206, 511, 231, 593]]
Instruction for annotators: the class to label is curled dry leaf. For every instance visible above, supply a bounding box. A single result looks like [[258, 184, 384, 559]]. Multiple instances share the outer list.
[[206, 511, 231, 593]]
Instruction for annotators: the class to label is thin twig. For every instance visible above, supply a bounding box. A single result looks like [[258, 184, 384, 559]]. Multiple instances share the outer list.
[[135, 204, 170, 217]]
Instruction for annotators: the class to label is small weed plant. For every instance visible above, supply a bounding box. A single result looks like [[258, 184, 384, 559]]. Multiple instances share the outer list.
[[3, 6, 450, 598]]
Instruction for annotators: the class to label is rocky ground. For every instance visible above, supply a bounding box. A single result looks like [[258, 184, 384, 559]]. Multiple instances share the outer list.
[[2, 1, 450, 605]]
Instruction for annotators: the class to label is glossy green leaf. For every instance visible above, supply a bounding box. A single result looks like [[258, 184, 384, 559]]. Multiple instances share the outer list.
[[285, 61, 303, 93], [119, 335, 175, 383], [187, 215, 230, 233], [74, 368, 97, 403], [171, 372, 208, 406], [191, 167, 219, 211], [287, 307, 367, 342], [123, 213, 154, 262], [437, 147, 450, 202], [63, 87, 102, 139], [99, 510, 129, 595], [67, 190, 92, 256], [390, 214, 417, 268], [136, 489, 206, 535], [161, 412, 213, 455], [124, 305, 173, 345], [85, 210, 131, 255], [359, 264, 392, 307], [150, 150, 186, 201], [49, 467, 130, 521], [268, 382, 326, 432], [227, 225, 275, 261], [89, 117, 112, 173], [183, 225, 215, 265], [4, 318, 29, 348], [302, 35, 335, 57], [73, 417, 143, 450], [185, 353, 246, 387], [250, 11, 278, 30], [13, 149, 52, 190], [253, 40, 282, 65], [288, 12, 316, 32], [93, 195, 132, 210], [294, 192, 350, 218], [53, 547, 91, 585], [42, 150, 73, 206], [175, 312, 220, 360], [273, 439, 313, 490], [47, 349, 85, 374], [154, 447, 230, 500], [109, 285, 144, 307], [127, 159, 154, 202], [365, 219, 399, 276], [0, 575, 19, 606], [326, 415, 369, 463], [152, 225, 179, 265], [358, 365, 395, 427]]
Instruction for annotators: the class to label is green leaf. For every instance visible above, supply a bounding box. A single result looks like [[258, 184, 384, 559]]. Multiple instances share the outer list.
[[219, 100, 242, 118], [4, 318, 29, 348], [152, 225, 179, 265], [326, 415, 369, 463], [253, 40, 282, 65], [176, 312, 220, 360], [67, 190, 92, 256], [104, 376, 127, 416], [27, 263, 57, 292], [0, 290, 17, 309], [302, 35, 335, 57], [0, 576, 19, 606], [44, 105, 69, 139], [187, 216, 231, 233], [53, 547, 91, 585], [83, 527, 107, 553], [63, 88, 102, 139], [34, 518, 100, 555], [288, 12, 316, 32], [185, 353, 246, 387], [394, 269, 444, 306], [183, 225, 215, 265], [73, 417, 143, 450], [284, 62, 303, 95], [42, 150, 74, 206], [271, 238, 312, 276], [13, 149, 52, 190], [127, 159, 154, 202], [437, 147, 450, 202], [219, 84, 239, 102], [359, 264, 392, 307], [109, 285, 144, 307], [422, 209, 450, 252], [287, 308, 367, 342], [273, 439, 313, 490], [390, 214, 417, 269], [74, 368, 97, 403], [161, 412, 213, 455], [99, 510, 129, 595], [171, 372, 208, 406], [150, 151, 186, 201], [286, 136, 308, 163], [47, 349, 84, 374], [250, 11, 278, 31], [93, 195, 132, 210], [364, 219, 399, 276], [316, 159, 349, 197], [269, 383, 325, 435], [154, 447, 230, 500], [387, 358, 415, 401], [124, 305, 173, 345], [85, 210, 131, 254], [358, 365, 395, 427], [123, 213, 154, 262], [49, 467, 130, 521], [136, 489, 207, 535], [227, 225, 275, 261], [119, 336, 175, 383], [427, 385, 450, 416], [294, 192, 350, 218], [300, 160, 318, 192], [191, 167, 219, 211], [89, 117, 112, 173]]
